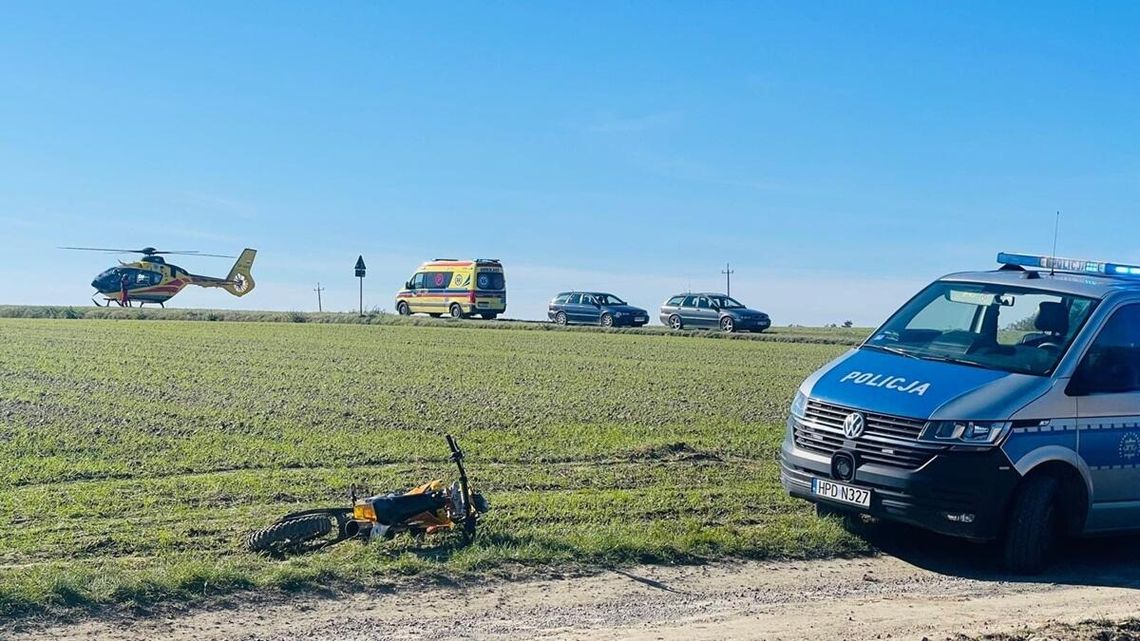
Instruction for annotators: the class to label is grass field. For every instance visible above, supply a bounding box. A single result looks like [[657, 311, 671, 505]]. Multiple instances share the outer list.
[[0, 317, 868, 616]]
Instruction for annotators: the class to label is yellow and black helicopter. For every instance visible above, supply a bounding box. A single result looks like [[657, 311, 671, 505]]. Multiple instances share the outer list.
[[62, 246, 257, 307]]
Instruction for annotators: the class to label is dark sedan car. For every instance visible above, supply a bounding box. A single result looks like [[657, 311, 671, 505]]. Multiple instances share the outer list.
[[548, 292, 650, 327], [659, 292, 771, 333]]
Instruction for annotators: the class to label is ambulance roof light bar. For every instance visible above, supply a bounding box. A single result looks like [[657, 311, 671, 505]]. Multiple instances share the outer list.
[[997, 252, 1140, 277]]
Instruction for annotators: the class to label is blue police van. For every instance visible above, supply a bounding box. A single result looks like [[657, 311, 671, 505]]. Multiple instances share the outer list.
[[781, 252, 1140, 573]]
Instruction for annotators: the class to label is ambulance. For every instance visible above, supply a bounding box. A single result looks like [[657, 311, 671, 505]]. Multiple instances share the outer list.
[[781, 252, 1140, 572], [395, 259, 506, 319]]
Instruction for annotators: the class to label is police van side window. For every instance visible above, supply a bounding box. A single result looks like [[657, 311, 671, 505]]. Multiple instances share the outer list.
[[1070, 304, 1140, 395]]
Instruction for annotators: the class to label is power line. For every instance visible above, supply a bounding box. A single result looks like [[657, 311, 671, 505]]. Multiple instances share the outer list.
[[721, 262, 735, 296], [314, 282, 325, 312]]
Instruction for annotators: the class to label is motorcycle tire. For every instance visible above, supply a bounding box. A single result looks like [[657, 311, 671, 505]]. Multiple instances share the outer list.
[[246, 514, 333, 553]]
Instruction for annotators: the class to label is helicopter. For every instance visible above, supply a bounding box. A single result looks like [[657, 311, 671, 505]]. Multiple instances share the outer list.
[[61, 246, 257, 307]]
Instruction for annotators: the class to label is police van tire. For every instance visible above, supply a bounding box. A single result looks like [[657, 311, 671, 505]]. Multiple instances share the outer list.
[[396, 301, 410, 316], [555, 311, 568, 326], [449, 303, 465, 319], [1003, 475, 1060, 574], [668, 315, 683, 331]]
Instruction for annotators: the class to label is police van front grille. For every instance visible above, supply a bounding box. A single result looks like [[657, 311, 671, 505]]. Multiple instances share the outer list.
[[794, 399, 942, 470]]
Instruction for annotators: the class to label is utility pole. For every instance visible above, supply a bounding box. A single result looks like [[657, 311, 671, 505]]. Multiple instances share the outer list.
[[313, 282, 325, 312], [721, 262, 735, 296], [354, 256, 367, 316]]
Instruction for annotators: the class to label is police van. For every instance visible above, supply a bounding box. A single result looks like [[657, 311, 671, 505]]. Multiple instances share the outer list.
[[781, 252, 1140, 572]]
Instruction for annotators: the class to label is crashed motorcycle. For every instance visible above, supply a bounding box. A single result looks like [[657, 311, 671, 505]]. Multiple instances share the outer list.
[[246, 435, 488, 554]]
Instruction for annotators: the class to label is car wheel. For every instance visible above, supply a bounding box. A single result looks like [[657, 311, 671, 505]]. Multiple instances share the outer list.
[[720, 316, 735, 333], [396, 301, 410, 316], [1003, 475, 1060, 574], [600, 313, 614, 328], [449, 303, 465, 319], [668, 314, 683, 330], [555, 311, 568, 326]]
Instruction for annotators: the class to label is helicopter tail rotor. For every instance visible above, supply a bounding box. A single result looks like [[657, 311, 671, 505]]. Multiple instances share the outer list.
[[222, 248, 257, 297]]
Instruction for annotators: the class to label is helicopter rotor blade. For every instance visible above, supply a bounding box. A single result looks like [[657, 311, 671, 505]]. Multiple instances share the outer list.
[[60, 247, 236, 258], [152, 250, 237, 257], [59, 246, 148, 253]]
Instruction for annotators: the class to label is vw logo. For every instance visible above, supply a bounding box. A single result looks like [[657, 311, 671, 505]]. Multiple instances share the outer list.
[[843, 412, 866, 439]]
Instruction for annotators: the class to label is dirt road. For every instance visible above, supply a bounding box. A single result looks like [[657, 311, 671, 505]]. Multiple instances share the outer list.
[[9, 530, 1140, 641]]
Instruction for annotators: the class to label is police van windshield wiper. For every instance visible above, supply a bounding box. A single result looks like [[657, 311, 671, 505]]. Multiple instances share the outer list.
[[912, 353, 990, 370], [861, 343, 920, 359]]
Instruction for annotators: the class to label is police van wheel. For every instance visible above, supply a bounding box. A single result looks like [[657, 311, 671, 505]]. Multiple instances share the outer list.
[[555, 311, 568, 326], [449, 303, 465, 319], [396, 301, 410, 316], [668, 315, 683, 331], [1003, 475, 1060, 574]]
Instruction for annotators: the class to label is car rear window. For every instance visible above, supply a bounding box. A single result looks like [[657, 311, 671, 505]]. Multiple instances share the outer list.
[[552, 293, 570, 304], [476, 271, 505, 290], [666, 296, 685, 306]]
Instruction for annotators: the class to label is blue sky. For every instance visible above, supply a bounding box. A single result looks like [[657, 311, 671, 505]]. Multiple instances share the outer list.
[[1, 3, 1137, 324]]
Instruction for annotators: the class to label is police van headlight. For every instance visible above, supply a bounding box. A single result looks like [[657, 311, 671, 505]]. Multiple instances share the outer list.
[[789, 391, 808, 418], [919, 420, 1011, 447]]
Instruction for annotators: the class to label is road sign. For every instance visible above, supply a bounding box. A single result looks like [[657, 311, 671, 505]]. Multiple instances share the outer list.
[[354, 255, 367, 316]]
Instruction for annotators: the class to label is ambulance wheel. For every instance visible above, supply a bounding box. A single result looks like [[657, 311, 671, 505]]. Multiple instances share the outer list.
[[668, 314, 683, 331], [600, 313, 614, 328], [554, 311, 568, 326], [720, 316, 735, 333], [1003, 475, 1059, 574], [449, 303, 465, 319], [396, 301, 410, 316]]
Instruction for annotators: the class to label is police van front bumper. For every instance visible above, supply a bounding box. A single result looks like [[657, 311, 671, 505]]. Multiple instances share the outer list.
[[780, 431, 1020, 541]]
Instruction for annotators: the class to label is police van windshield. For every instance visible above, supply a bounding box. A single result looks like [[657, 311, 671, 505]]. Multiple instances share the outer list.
[[864, 281, 1096, 376]]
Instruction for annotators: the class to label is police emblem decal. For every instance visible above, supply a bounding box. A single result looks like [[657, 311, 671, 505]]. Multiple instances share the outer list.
[[1119, 433, 1139, 463], [843, 412, 866, 439]]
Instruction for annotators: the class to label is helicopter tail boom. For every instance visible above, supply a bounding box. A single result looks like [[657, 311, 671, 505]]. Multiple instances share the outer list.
[[188, 248, 257, 296]]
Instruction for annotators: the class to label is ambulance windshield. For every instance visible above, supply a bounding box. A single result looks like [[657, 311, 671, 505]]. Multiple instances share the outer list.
[[864, 282, 1096, 376]]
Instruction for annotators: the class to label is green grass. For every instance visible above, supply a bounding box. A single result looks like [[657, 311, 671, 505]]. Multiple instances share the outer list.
[[0, 318, 869, 617]]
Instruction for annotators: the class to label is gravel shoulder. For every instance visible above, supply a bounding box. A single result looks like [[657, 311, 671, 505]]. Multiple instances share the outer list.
[[8, 528, 1140, 641]]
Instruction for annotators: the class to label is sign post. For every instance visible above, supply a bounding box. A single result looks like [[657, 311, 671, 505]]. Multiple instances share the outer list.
[[354, 255, 367, 316]]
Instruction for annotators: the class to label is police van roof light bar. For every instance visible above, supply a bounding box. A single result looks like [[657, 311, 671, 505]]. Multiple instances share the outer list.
[[997, 252, 1140, 277]]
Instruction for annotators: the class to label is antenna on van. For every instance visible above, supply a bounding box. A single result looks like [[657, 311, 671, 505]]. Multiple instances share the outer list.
[[1050, 211, 1060, 276]]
